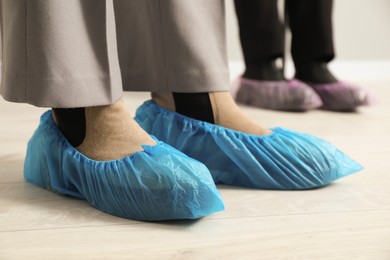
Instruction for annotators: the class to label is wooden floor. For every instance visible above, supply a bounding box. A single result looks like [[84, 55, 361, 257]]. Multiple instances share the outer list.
[[0, 80, 389, 259]]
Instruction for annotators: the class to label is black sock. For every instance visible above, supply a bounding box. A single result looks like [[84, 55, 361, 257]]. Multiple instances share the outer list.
[[243, 59, 285, 81], [295, 61, 338, 83], [172, 92, 214, 124], [52, 108, 86, 147]]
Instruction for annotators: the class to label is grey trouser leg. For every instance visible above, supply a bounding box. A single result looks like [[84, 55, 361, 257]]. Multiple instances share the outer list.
[[0, 0, 229, 108]]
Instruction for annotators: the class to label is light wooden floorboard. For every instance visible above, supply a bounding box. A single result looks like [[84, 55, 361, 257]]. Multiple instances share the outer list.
[[1, 211, 389, 260], [0, 80, 389, 259]]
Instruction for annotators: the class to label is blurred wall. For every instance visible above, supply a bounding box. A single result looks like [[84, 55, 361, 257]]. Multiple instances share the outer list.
[[226, 0, 390, 61]]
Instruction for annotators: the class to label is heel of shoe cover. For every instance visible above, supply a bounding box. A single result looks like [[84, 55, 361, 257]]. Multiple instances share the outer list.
[[24, 111, 224, 221], [304, 81, 371, 111], [135, 100, 363, 190], [235, 77, 322, 111]]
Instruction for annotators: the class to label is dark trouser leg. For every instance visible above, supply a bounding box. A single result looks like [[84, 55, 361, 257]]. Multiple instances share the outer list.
[[234, 0, 285, 80], [287, 0, 337, 83]]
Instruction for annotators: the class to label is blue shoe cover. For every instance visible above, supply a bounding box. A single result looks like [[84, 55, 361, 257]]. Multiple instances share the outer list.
[[24, 111, 224, 221], [135, 100, 363, 190]]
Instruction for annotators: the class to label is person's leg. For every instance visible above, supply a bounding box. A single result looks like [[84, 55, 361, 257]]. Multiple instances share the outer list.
[[231, 0, 321, 111], [114, 0, 270, 135], [287, 0, 370, 110], [234, 0, 285, 81], [1, 0, 362, 195], [0, 1, 123, 107], [0, 0, 224, 220], [0, 0, 155, 161], [131, 1, 363, 189], [287, 0, 336, 83]]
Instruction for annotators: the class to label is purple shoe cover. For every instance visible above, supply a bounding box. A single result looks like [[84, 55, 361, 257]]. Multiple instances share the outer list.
[[305, 81, 371, 111], [233, 77, 322, 111]]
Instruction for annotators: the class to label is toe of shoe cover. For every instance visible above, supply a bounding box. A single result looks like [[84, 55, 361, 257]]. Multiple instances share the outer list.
[[135, 101, 363, 190], [305, 81, 370, 111], [235, 77, 322, 111], [24, 111, 224, 221]]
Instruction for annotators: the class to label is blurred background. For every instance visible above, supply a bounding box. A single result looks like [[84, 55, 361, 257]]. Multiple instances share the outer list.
[[226, 0, 390, 60], [225, 0, 390, 80]]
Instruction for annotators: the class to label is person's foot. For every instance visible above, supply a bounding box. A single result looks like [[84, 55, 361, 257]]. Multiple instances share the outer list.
[[53, 99, 156, 161], [303, 81, 370, 111], [232, 77, 322, 111], [25, 107, 225, 221], [295, 61, 370, 111], [152, 92, 272, 136], [295, 61, 337, 84], [232, 59, 322, 111], [135, 99, 364, 190]]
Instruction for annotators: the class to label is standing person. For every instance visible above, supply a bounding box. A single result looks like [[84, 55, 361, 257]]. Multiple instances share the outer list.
[[233, 0, 369, 111], [0, 0, 362, 221]]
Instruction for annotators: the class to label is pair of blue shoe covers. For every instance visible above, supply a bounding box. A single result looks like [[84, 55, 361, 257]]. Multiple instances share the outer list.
[[24, 100, 363, 221]]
